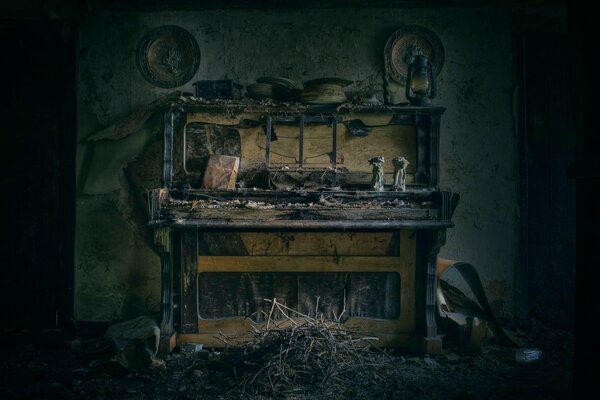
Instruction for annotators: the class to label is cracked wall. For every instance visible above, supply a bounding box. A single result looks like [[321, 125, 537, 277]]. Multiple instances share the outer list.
[[76, 8, 517, 320]]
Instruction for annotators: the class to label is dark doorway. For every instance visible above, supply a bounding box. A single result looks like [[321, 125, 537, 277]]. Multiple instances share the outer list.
[[0, 20, 76, 330], [517, 30, 576, 331]]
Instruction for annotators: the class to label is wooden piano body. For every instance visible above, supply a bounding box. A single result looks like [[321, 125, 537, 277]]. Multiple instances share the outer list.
[[148, 101, 457, 353]]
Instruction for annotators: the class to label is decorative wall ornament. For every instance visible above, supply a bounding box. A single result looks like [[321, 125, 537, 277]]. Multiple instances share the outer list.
[[137, 25, 200, 88], [383, 25, 444, 85]]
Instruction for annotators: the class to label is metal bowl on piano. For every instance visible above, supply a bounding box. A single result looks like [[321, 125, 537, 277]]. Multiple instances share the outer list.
[[300, 78, 353, 104]]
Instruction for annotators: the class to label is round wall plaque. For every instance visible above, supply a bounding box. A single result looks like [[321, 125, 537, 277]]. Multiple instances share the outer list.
[[383, 25, 444, 85], [137, 25, 200, 88]]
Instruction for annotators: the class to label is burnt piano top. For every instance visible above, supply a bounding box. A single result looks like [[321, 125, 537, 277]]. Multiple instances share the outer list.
[[151, 100, 455, 230], [149, 187, 457, 231], [162, 97, 446, 116]]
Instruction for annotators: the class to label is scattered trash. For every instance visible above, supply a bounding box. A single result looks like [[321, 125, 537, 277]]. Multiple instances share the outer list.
[[436, 259, 523, 350], [244, 200, 276, 209], [444, 353, 462, 362], [179, 343, 203, 354], [196, 349, 210, 359], [150, 357, 167, 370], [192, 369, 204, 378], [515, 348, 543, 364], [423, 356, 439, 368], [104, 316, 161, 371], [70, 339, 83, 352], [0, 322, 572, 400]]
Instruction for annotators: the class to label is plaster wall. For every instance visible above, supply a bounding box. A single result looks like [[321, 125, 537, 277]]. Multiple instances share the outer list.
[[75, 8, 516, 320]]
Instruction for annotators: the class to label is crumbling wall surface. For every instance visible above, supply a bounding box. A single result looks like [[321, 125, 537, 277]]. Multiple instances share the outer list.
[[76, 8, 516, 320]]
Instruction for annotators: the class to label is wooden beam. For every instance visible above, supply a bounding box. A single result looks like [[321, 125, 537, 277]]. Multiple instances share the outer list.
[[180, 229, 199, 333], [400, 229, 416, 332], [167, 207, 438, 221], [236, 232, 396, 256], [158, 333, 177, 354], [152, 219, 451, 230], [195, 315, 413, 335], [198, 255, 405, 272], [177, 331, 417, 349]]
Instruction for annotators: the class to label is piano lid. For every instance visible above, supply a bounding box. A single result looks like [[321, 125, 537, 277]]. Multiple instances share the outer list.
[[148, 188, 458, 231]]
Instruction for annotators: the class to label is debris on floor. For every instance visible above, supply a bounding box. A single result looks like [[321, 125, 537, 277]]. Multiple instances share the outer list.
[[0, 318, 573, 400], [215, 298, 408, 398], [104, 316, 161, 371]]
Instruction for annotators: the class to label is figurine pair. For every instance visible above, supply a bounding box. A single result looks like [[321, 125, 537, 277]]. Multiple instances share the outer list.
[[368, 155, 409, 191]]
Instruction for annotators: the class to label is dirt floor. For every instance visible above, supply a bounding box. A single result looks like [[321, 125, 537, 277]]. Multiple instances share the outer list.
[[0, 322, 573, 400]]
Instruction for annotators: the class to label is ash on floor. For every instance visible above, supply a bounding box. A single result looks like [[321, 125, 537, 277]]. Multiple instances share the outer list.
[[0, 323, 573, 400]]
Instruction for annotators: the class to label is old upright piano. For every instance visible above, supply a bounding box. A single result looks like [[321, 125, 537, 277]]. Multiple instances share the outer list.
[[148, 99, 458, 354]]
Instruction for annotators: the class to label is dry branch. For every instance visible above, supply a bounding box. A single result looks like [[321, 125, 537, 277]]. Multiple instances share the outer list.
[[216, 298, 405, 397]]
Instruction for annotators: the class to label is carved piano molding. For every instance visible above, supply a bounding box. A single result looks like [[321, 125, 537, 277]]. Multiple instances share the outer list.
[[149, 100, 457, 354]]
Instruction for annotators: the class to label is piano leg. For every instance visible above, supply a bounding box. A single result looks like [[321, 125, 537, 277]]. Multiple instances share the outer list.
[[422, 229, 446, 354], [155, 227, 176, 353]]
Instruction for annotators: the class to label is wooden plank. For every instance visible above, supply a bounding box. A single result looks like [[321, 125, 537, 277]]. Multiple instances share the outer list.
[[198, 256, 404, 273], [180, 229, 199, 333], [175, 104, 445, 116], [186, 112, 261, 125], [199, 232, 248, 256], [198, 316, 256, 332], [198, 317, 414, 334], [198, 315, 414, 335], [237, 232, 397, 256], [195, 316, 413, 336], [178, 333, 254, 347], [152, 219, 452, 230], [179, 188, 432, 200], [167, 207, 438, 221], [177, 332, 416, 348], [158, 333, 177, 354], [400, 230, 416, 333]]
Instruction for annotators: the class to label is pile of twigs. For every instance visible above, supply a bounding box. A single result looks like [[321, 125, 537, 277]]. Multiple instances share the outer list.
[[217, 298, 405, 397]]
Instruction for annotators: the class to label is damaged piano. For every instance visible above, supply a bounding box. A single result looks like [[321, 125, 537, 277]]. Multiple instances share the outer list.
[[148, 100, 459, 354]]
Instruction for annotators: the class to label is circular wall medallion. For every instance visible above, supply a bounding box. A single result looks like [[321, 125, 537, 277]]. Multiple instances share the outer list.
[[384, 25, 444, 85], [137, 25, 200, 88]]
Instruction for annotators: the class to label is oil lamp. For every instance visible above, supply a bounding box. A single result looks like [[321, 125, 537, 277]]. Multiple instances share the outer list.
[[405, 54, 436, 106]]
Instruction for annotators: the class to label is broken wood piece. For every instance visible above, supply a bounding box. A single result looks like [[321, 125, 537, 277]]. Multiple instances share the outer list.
[[422, 335, 443, 354], [104, 316, 161, 370], [200, 155, 240, 190], [158, 332, 177, 354]]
